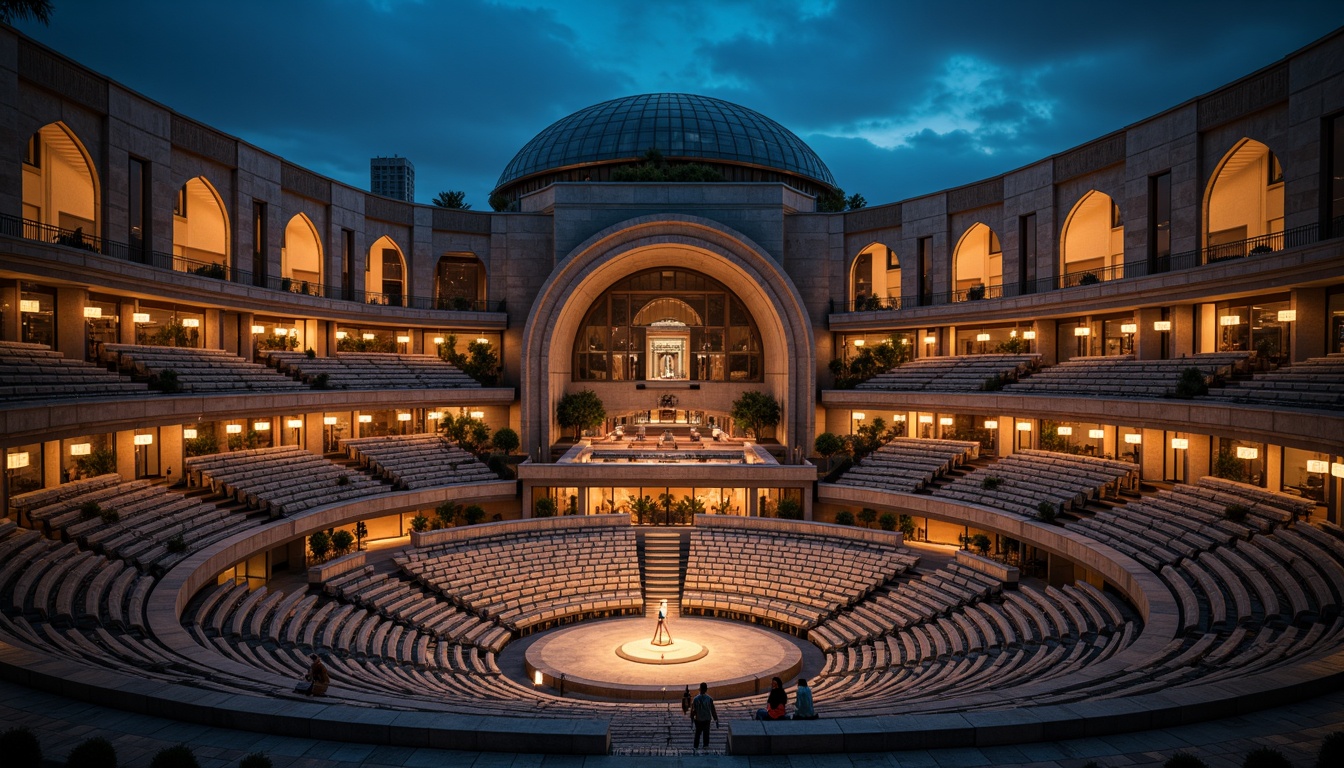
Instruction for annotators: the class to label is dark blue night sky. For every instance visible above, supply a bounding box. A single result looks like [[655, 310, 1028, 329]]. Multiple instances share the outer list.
[[15, 1, 1340, 208]]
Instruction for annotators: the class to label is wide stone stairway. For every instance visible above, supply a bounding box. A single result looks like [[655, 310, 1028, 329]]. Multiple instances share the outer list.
[[639, 529, 688, 618]]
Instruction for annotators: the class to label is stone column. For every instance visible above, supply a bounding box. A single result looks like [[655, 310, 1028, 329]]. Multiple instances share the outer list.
[[55, 286, 88, 359], [115, 431, 136, 479], [161, 427, 183, 486], [1289, 287, 1327, 362], [1172, 304, 1197, 358], [0, 279, 19, 342], [43, 441, 60, 488], [1135, 307, 1165, 360], [1033, 323, 1057, 365], [236, 312, 254, 359], [118, 302, 138, 344]]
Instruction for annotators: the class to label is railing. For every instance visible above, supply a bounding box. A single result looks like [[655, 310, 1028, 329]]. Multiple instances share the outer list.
[[0, 213, 505, 313], [831, 220, 1327, 314]]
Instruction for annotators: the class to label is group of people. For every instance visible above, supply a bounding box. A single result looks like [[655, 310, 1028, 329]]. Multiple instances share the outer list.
[[679, 677, 817, 750]]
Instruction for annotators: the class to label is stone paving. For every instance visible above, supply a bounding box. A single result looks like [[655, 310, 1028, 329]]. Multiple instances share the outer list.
[[1, 679, 1340, 767]]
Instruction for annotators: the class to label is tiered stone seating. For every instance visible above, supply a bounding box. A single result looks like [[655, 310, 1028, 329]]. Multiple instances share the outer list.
[[0, 341, 147, 402], [934, 449, 1138, 517], [857, 353, 1039, 391], [341, 433, 498, 489], [185, 446, 386, 516], [399, 527, 642, 635], [323, 565, 509, 652], [266, 351, 480, 388], [682, 527, 917, 631], [1004, 352, 1250, 398], [833, 437, 980, 493], [10, 474, 123, 524], [1202, 353, 1344, 410], [101, 343, 306, 392]]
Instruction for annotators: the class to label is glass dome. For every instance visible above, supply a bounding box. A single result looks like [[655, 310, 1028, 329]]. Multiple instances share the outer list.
[[496, 93, 836, 192]]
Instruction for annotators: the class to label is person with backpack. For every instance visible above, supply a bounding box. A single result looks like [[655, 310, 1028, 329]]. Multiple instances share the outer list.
[[690, 682, 718, 750]]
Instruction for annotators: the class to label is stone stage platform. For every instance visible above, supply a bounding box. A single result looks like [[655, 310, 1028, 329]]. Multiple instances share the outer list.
[[523, 616, 804, 700]]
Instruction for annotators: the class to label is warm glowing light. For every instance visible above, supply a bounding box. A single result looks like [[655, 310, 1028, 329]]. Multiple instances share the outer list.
[[182, 318, 200, 328], [1219, 315, 1241, 326], [6, 452, 29, 470], [358, 415, 373, 423], [336, 331, 348, 340], [226, 424, 242, 434], [469, 411, 485, 419], [1124, 433, 1142, 444], [476, 337, 489, 345], [362, 333, 376, 341], [1088, 429, 1105, 439], [976, 333, 990, 342], [19, 300, 40, 313], [852, 412, 866, 421], [983, 420, 998, 429], [1056, 426, 1073, 436], [1120, 323, 1137, 334], [923, 335, 936, 345], [323, 416, 338, 426], [1171, 438, 1189, 450], [1022, 330, 1036, 340], [1074, 326, 1091, 337], [1333, 463, 1344, 479], [70, 443, 91, 456], [939, 417, 954, 426], [1307, 460, 1328, 473], [1278, 309, 1297, 322], [286, 419, 304, 429], [397, 335, 411, 343], [918, 415, 933, 424], [83, 306, 101, 318], [251, 325, 265, 334], [1016, 422, 1032, 432], [891, 414, 906, 423], [253, 421, 271, 431], [533, 670, 543, 686], [427, 412, 443, 420], [133, 434, 153, 445], [1236, 446, 1258, 460], [133, 312, 151, 324], [853, 339, 865, 347], [397, 413, 412, 422], [182, 428, 197, 439], [433, 336, 445, 345], [1153, 320, 1172, 331], [274, 328, 288, 337], [1010, 330, 1018, 338]]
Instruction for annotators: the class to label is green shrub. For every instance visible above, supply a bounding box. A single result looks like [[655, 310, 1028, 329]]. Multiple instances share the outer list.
[[834, 510, 856, 526], [1224, 504, 1251, 523], [166, 534, 186, 554], [1037, 501, 1057, 523], [534, 497, 557, 517], [980, 374, 1005, 391], [858, 508, 878, 527], [331, 529, 354, 555], [409, 515, 429, 533], [99, 507, 120, 524], [308, 530, 331, 560], [463, 505, 487, 525], [75, 447, 117, 477], [304, 348, 317, 359], [491, 427, 520, 455], [149, 745, 199, 768], [311, 372, 331, 390], [1242, 747, 1291, 768], [1164, 753, 1208, 768], [0, 726, 42, 768], [970, 533, 991, 555], [980, 476, 1003, 491], [898, 514, 916, 537], [1174, 367, 1209, 398], [1318, 731, 1344, 768], [153, 369, 183, 393], [65, 737, 117, 768], [878, 513, 897, 531], [776, 498, 803, 520], [238, 754, 272, 768], [335, 474, 350, 486], [79, 500, 102, 519]]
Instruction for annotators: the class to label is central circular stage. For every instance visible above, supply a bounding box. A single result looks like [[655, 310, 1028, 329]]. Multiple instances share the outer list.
[[525, 616, 803, 700]]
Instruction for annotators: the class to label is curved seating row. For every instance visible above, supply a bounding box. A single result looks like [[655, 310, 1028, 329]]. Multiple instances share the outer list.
[[933, 449, 1138, 517], [856, 353, 1039, 391], [833, 437, 980, 494], [1004, 352, 1251, 398], [266, 351, 480, 389], [1202, 353, 1344, 410], [185, 446, 387, 516], [0, 341, 146, 402], [341, 433, 498, 489], [101, 343, 306, 392]]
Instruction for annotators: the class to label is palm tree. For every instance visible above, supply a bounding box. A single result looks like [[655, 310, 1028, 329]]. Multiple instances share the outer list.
[[628, 495, 657, 525], [681, 495, 706, 523], [657, 491, 676, 526]]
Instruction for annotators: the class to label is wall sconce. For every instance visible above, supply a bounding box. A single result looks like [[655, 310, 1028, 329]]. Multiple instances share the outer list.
[[469, 411, 485, 419], [358, 415, 373, 423], [433, 336, 445, 345], [1074, 326, 1091, 337], [251, 325, 265, 334], [1170, 438, 1189, 450], [1056, 426, 1073, 436], [1120, 323, 1137, 334], [286, 419, 304, 429], [1016, 422, 1032, 432], [923, 335, 936, 345], [1124, 433, 1142, 445], [396, 335, 410, 343], [274, 327, 289, 337], [983, 420, 998, 429], [1153, 321, 1172, 331], [19, 299, 40, 313], [1219, 315, 1241, 326], [323, 416, 338, 426], [476, 337, 490, 345], [397, 413, 412, 422], [336, 331, 348, 340], [1332, 463, 1344, 479], [253, 421, 271, 431], [1010, 329, 1018, 338], [362, 333, 376, 341], [1306, 460, 1328, 473], [70, 443, 92, 456], [133, 434, 153, 446], [918, 415, 933, 424], [891, 414, 906, 423], [133, 312, 151, 323], [1088, 429, 1105, 439], [183, 428, 198, 439], [852, 412, 866, 421], [975, 333, 990, 342], [853, 339, 865, 347], [83, 306, 102, 318], [427, 412, 443, 420], [6, 452, 30, 469], [226, 424, 243, 434], [1236, 446, 1258, 460], [182, 318, 200, 328], [1022, 330, 1036, 340], [938, 417, 954, 426], [1277, 309, 1297, 322]]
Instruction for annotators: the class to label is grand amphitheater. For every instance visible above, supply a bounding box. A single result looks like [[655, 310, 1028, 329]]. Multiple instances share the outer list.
[[2, 21, 1344, 763]]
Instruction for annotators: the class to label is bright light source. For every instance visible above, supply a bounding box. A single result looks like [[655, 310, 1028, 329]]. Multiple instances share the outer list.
[[287, 419, 304, 429], [476, 337, 490, 345], [1088, 429, 1105, 439], [939, 417, 954, 426], [918, 415, 933, 424], [274, 328, 288, 337], [1236, 446, 1258, 460], [70, 443, 91, 456], [336, 331, 348, 340], [253, 421, 271, 431], [1219, 315, 1241, 326], [323, 416, 338, 426], [533, 670, 543, 686], [1022, 330, 1036, 340], [923, 335, 936, 345], [1170, 438, 1188, 450], [1333, 463, 1344, 479], [1277, 309, 1297, 322], [251, 325, 265, 334], [182, 318, 200, 328], [133, 312, 151, 323], [83, 306, 101, 318], [976, 333, 990, 342], [1056, 426, 1073, 436], [1306, 460, 1328, 473], [133, 434, 153, 445], [433, 336, 445, 345], [1124, 433, 1142, 444], [183, 428, 197, 439], [853, 339, 865, 347], [891, 414, 906, 422], [852, 412, 866, 421], [427, 412, 443, 420], [1153, 321, 1172, 331], [469, 411, 485, 419], [1010, 330, 1018, 338], [1120, 323, 1137, 334], [1016, 422, 1032, 432], [397, 413, 412, 422], [362, 333, 376, 341], [358, 415, 373, 423], [19, 300, 40, 312], [397, 335, 410, 343], [1074, 326, 1091, 337], [6, 452, 29, 469], [983, 420, 998, 429], [226, 424, 242, 434]]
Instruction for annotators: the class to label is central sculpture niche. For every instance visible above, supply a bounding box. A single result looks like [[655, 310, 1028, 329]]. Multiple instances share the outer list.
[[649, 330, 688, 380]]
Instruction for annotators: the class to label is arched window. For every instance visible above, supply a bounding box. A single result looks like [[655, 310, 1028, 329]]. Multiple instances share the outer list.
[[280, 213, 322, 294], [1205, 138, 1284, 261], [22, 122, 100, 243], [435, 253, 485, 310], [573, 268, 763, 382], [367, 235, 407, 306], [172, 177, 230, 276], [1060, 190, 1123, 286], [849, 242, 899, 310], [952, 223, 1001, 300]]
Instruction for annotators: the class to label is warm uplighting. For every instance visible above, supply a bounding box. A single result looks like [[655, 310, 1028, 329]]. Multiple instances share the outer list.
[[397, 335, 411, 343], [534, 670, 543, 686], [336, 331, 349, 340], [1278, 309, 1297, 322], [1022, 330, 1036, 340], [1056, 426, 1073, 436], [975, 333, 990, 342], [358, 415, 373, 423], [183, 428, 197, 439], [1088, 429, 1105, 439], [1074, 326, 1091, 337], [1124, 433, 1142, 444], [6, 452, 29, 470], [253, 421, 271, 431], [133, 434, 153, 446], [1307, 460, 1328, 473], [983, 420, 998, 429], [939, 417, 954, 426], [1236, 446, 1258, 460], [1016, 422, 1032, 432], [923, 335, 936, 345], [323, 416, 338, 426], [1153, 320, 1172, 331], [1120, 323, 1137, 334], [853, 339, 865, 347], [70, 443, 91, 456], [1219, 315, 1241, 326], [397, 413, 412, 422], [918, 415, 933, 424], [1171, 438, 1189, 450], [19, 299, 40, 313], [83, 306, 101, 318], [852, 412, 866, 421], [469, 411, 486, 419], [286, 419, 304, 429], [133, 312, 151, 323], [226, 424, 243, 434], [433, 336, 445, 345], [427, 412, 443, 420], [362, 333, 376, 341], [182, 318, 200, 328], [251, 325, 265, 334]]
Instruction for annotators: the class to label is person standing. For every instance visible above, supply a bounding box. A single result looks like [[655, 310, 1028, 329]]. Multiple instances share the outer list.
[[303, 654, 329, 696], [690, 682, 718, 751], [755, 676, 787, 720], [792, 678, 817, 720]]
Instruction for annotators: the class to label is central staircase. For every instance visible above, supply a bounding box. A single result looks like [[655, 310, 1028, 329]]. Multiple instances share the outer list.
[[638, 529, 688, 618]]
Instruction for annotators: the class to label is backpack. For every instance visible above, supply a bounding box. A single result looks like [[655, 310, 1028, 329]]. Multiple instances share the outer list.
[[692, 693, 714, 721]]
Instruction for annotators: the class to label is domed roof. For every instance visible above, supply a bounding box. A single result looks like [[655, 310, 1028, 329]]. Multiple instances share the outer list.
[[496, 93, 836, 191]]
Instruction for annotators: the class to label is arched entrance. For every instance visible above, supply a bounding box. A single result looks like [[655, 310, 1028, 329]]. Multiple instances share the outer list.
[[1060, 190, 1123, 285], [22, 122, 100, 241], [367, 235, 407, 306], [1205, 138, 1284, 261], [172, 176, 230, 275], [952, 223, 1001, 300], [281, 213, 322, 294]]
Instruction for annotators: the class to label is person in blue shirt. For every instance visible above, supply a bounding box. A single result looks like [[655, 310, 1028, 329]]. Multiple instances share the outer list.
[[792, 678, 817, 720]]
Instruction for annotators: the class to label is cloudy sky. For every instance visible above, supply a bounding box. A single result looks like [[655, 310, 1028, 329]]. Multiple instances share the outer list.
[[14, 1, 1339, 208]]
